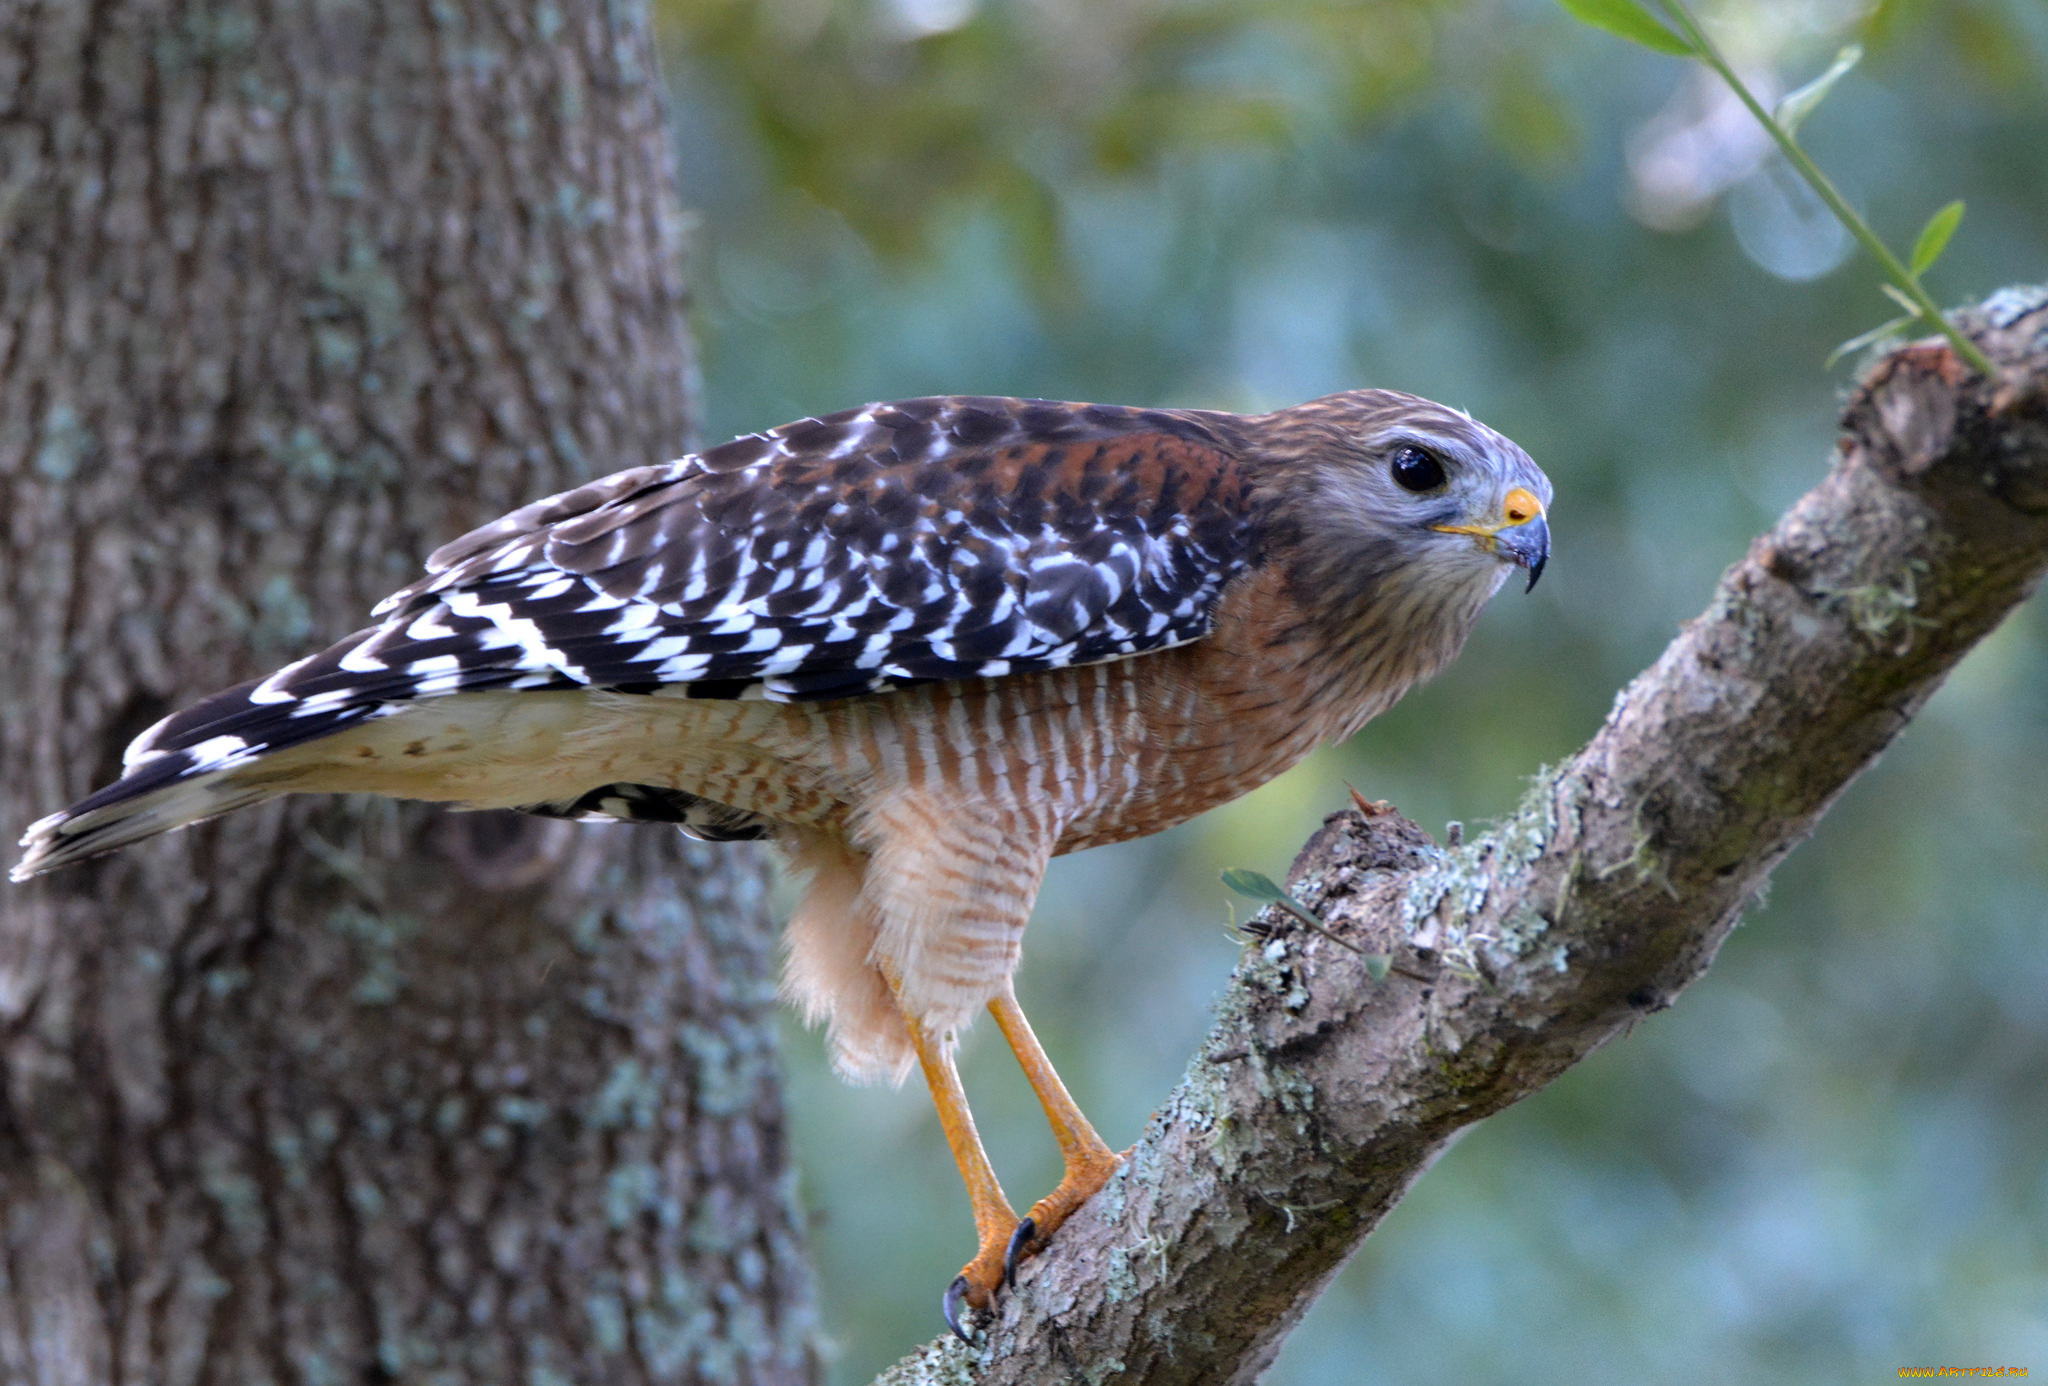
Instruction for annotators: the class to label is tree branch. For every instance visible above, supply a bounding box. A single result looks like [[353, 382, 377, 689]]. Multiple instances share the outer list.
[[872, 284, 2048, 1385]]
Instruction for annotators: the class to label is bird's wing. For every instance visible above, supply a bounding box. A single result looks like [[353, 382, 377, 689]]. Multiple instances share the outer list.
[[119, 397, 1264, 772]]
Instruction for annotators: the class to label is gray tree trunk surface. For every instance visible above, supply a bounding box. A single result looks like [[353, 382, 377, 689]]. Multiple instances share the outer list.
[[0, 3, 819, 1382]]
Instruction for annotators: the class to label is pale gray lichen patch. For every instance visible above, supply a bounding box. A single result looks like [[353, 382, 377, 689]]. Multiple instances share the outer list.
[[34, 402, 95, 481], [1164, 1054, 1223, 1137], [1496, 767, 1562, 865], [584, 1056, 661, 1131], [1246, 1046, 1317, 1119], [495, 1096, 550, 1129], [1091, 1148, 1137, 1225], [1400, 854, 1454, 937], [1171, 1052, 1229, 1137], [584, 1287, 629, 1354], [1402, 768, 1567, 978], [251, 572, 315, 657], [314, 232, 408, 349], [1214, 916, 1300, 1018], [877, 1339, 986, 1385], [1254, 937, 1313, 1013], [1698, 580, 1773, 666], [676, 1020, 774, 1119], [323, 903, 422, 1006], [604, 1161, 660, 1228], [1490, 899, 1554, 963], [1101, 1231, 1148, 1303], [1400, 842, 1487, 968], [199, 1151, 265, 1248]]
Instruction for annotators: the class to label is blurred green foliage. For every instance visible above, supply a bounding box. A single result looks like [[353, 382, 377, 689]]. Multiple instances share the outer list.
[[652, 0, 2047, 1380]]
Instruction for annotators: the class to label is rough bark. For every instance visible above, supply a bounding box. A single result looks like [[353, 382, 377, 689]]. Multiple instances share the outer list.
[[873, 289, 2048, 1383], [0, 3, 818, 1383]]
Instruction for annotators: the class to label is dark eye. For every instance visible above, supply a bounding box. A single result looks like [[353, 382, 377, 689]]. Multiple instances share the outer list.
[[1390, 445, 1446, 492]]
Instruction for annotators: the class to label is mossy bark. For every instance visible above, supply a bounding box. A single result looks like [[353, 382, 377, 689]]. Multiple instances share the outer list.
[[0, 2, 818, 1381]]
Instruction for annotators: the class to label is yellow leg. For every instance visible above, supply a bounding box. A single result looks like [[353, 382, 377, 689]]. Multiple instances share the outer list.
[[890, 972, 1123, 1340], [891, 982, 1021, 1337], [987, 980, 1122, 1269]]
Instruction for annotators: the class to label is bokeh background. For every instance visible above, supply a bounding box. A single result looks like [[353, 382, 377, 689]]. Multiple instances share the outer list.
[[651, 1, 2047, 1380]]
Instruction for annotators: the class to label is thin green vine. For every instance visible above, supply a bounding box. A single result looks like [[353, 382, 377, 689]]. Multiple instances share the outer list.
[[1558, 0, 1999, 378]]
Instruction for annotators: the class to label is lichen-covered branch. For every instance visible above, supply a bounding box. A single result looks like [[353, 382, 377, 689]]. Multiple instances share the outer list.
[[875, 286, 2048, 1385]]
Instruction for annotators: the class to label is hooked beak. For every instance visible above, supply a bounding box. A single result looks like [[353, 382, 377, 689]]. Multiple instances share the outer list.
[[1500, 512, 1549, 592], [1432, 486, 1550, 593]]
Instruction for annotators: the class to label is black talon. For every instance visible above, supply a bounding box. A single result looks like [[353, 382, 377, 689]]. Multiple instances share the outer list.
[[942, 1276, 974, 1344], [1002, 1216, 1037, 1288]]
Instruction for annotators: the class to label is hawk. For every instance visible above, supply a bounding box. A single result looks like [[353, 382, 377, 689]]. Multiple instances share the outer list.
[[14, 390, 1551, 1336]]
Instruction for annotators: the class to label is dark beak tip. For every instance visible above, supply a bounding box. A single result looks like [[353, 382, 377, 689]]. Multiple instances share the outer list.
[[1508, 514, 1549, 593]]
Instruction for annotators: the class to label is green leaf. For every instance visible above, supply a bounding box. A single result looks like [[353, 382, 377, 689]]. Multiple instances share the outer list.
[[1222, 868, 1377, 960], [1555, 0, 1696, 57], [1909, 200, 1965, 278], [1220, 867, 1286, 903], [1880, 281, 1930, 318], [1363, 955, 1392, 983], [1825, 313, 1915, 368], [1774, 45, 1862, 139]]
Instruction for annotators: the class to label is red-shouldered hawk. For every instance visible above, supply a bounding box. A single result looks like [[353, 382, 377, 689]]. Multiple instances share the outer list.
[[14, 390, 1549, 1336]]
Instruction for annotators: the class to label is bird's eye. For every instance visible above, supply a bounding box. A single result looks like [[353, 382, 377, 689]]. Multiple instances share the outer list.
[[1390, 445, 1446, 493]]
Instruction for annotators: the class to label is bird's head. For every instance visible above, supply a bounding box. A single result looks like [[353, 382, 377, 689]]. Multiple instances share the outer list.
[[1253, 388, 1552, 607]]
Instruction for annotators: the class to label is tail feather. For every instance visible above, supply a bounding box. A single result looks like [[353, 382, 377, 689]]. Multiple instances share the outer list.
[[13, 611, 581, 882], [120, 623, 569, 774], [13, 763, 282, 881], [12, 640, 410, 881], [11, 543, 807, 879]]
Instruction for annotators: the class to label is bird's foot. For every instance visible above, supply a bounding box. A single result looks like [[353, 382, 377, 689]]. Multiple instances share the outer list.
[[941, 1231, 1017, 1343], [936, 1210, 1062, 1343], [940, 1149, 1124, 1343], [1000, 1216, 1038, 1287], [1000, 1146, 1126, 1285]]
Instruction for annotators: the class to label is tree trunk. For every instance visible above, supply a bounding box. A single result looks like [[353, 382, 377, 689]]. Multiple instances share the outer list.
[[0, 3, 819, 1382]]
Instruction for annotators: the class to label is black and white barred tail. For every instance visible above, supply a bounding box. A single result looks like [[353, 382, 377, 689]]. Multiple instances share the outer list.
[[10, 634, 767, 881]]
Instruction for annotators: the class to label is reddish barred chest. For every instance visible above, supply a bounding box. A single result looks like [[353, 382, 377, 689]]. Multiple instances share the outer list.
[[674, 565, 1414, 855]]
